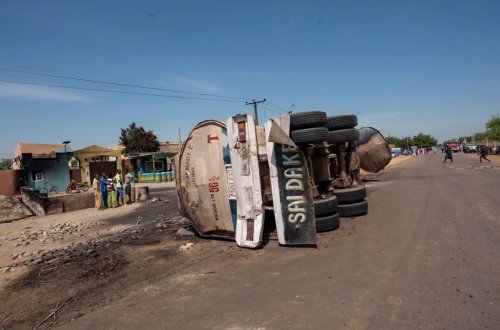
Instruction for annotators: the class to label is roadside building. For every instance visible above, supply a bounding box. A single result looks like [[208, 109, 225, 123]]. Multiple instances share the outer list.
[[13, 143, 70, 193], [69, 145, 123, 184]]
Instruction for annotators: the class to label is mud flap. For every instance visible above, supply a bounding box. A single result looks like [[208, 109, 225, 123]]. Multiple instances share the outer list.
[[265, 115, 316, 245], [226, 115, 264, 248]]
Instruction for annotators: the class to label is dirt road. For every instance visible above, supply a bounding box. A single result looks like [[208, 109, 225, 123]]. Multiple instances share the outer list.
[[1, 154, 500, 329]]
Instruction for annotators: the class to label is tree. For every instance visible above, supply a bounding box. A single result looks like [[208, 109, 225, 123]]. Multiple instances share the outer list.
[[412, 133, 438, 148], [119, 122, 160, 155], [385, 135, 401, 146], [0, 159, 13, 170], [486, 115, 500, 140]]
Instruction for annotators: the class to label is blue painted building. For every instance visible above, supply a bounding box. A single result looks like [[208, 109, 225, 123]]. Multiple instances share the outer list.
[[14, 143, 71, 194]]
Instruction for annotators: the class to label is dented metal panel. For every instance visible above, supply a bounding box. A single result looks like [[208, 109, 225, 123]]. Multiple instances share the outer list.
[[265, 115, 316, 245], [176, 120, 236, 238], [227, 115, 265, 248]]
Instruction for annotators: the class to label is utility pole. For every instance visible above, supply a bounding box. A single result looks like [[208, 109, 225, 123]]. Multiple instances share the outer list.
[[246, 99, 266, 124]]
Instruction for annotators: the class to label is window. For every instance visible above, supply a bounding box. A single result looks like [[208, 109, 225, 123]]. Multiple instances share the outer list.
[[145, 161, 164, 172], [32, 171, 43, 181]]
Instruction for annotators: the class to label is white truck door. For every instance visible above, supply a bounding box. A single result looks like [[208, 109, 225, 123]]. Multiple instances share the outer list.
[[226, 114, 265, 248]]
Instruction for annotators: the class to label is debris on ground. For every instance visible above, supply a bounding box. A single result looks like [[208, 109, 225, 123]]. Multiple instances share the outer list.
[[0, 196, 34, 223], [179, 242, 194, 251], [176, 227, 196, 237]]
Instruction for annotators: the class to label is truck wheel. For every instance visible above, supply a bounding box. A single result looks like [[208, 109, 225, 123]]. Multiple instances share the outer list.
[[326, 115, 358, 130], [290, 111, 327, 130], [338, 200, 368, 217], [316, 212, 340, 232], [314, 195, 338, 217], [327, 128, 359, 144], [291, 127, 328, 145], [333, 186, 366, 204]]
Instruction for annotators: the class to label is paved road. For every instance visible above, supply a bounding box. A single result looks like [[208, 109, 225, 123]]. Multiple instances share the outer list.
[[63, 153, 500, 329]]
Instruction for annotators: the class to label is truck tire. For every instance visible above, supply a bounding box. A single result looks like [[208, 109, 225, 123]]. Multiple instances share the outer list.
[[316, 212, 340, 232], [314, 195, 338, 217], [325, 115, 358, 130], [327, 128, 359, 144], [338, 200, 368, 217], [333, 186, 366, 204], [291, 127, 328, 145], [290, 111, 327, 130]]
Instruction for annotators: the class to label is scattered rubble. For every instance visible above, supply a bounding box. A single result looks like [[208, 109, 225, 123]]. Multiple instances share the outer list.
[[179, 242, 194, 251], [176, 227, 196, 237], [0, 196, 34, 223], [1, 216, 193, 273], [3, 221, 103, 246]]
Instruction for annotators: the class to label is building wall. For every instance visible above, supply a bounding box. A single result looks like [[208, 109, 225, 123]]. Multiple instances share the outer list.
[[0, 170, 20, 196], [28, 154, 70, 193]]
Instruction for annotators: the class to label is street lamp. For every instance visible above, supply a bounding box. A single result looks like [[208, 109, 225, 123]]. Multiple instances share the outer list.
[[62, 140, 71, 153]]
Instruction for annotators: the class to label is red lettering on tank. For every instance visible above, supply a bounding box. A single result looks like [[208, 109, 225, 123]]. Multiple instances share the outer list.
[[207, 135, 219, 144]]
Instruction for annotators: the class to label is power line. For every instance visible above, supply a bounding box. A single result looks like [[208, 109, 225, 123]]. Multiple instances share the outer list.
[[263, 104, 285, 115], [267, 100, 289, 113], [0, 79, 244, 103], [0, 67, 251, 101]]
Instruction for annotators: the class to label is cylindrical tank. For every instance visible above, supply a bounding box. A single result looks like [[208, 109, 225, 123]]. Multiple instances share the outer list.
[[161, 172, 167, 182], [154, 172, 161, 183], [166, 171, 172, 182]]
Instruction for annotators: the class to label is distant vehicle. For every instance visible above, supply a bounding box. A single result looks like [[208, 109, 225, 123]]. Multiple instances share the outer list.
[[391, 147, 401, 157], [447, 143, 460, 153], [467, 145, 478, 153]]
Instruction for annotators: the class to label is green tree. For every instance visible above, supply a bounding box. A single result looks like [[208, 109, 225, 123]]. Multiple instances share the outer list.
[[119, 122, 160, 155], [412, 133, 438, 148], [486, 115, 500, 140], [385, 135, 401, 146], [0, 159, 13, 170]]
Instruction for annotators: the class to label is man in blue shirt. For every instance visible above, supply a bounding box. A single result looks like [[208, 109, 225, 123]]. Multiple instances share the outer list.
[[100, 173, 108, 208]]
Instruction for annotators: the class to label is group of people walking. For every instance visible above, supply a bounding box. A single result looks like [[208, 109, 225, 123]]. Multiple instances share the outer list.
[[92, 169, 135, 210], [443, 145, 492, 163]]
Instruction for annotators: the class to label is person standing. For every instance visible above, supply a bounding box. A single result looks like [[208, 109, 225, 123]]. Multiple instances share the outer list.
[[92, 173, 103, 209], [443, 145, 453, 163], [114, 169, 124, 206], [125, 169, 134, 204], [106, 174, 117, 208], [479, 145, 491, 163], [99, 173, 108, 208]]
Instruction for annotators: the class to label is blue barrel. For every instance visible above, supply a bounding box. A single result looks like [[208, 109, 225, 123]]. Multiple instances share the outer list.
[[166, 171, 172, 182], [154, 172, 161, 183], [171, 171, 176, 181], [161, 172, 167, 182]]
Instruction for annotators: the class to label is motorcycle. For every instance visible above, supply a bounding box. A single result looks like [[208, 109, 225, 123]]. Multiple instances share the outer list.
[[66, 180, 90, 193]]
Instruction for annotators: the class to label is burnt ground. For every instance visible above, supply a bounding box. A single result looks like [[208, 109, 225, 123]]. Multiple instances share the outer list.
[[0, 185, 366, 330]]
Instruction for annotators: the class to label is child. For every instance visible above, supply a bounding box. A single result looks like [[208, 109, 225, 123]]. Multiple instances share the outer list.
[[106, 173, 117, 208]]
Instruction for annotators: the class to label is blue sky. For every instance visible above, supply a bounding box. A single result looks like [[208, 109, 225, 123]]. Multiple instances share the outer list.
[[1, 0, 499, 158]]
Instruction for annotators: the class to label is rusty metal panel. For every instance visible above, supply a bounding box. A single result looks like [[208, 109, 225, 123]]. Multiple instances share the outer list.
[[176, 120, 236, 238], [227, 115, 265, 248], [265, 115, 316, 245]]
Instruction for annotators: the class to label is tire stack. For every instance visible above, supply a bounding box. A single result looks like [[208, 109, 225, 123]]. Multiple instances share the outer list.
[[326, 115, 368, 218], [289, 111, 340, 233], [288, 111, 368, 233]]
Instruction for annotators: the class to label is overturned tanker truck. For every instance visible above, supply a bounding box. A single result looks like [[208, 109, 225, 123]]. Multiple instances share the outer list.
[[175, 111, 391, 249]]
